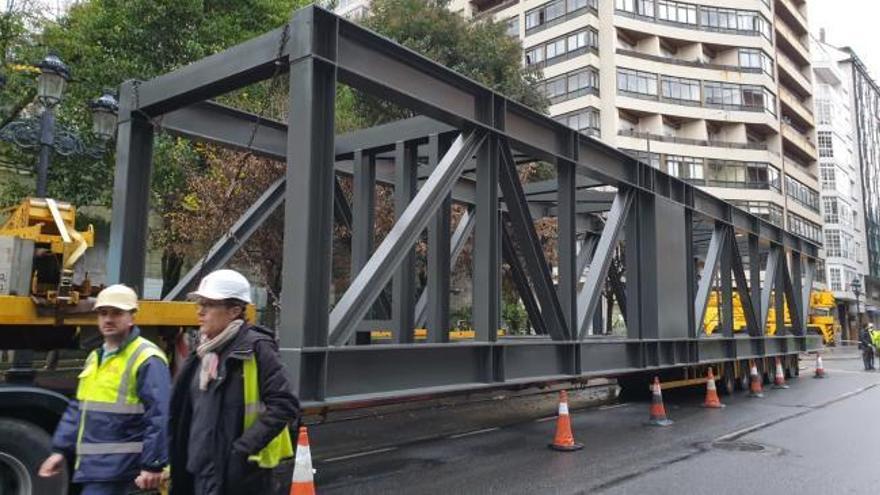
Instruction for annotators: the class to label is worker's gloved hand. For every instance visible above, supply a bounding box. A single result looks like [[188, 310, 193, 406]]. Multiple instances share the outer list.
[[135, 470, 164, 490], [38, 453, 65, 478]]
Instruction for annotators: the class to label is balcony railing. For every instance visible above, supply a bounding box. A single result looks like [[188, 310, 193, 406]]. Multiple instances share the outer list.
[[618, 130, 769, 151], [616, 49, 764, 75], [779, 85, 814, 125], [775, 18, 810, 64], [777, 50, 812, 93], [776, 0, 809, 34], [782, 123, 817, 157]]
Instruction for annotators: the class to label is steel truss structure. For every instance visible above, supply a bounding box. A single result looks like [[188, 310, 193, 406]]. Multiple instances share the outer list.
[[107, 6, 821, 408]]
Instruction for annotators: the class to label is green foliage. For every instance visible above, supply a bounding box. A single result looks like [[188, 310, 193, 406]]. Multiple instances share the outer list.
[[34, 0, 309, 206], [343, 0, 548, 128], [502, 300, 529, 335]]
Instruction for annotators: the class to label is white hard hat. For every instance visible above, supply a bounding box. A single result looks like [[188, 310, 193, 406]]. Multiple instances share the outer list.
[[188, 269, 252, 304], [94, 284, 139, 312]]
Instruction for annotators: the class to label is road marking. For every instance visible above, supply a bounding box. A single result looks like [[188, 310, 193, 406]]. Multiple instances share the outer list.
[[714, 422, 769, 443], [449, 427, 500, 439], [322, 446, 398, 463], [598, 403, 631, 411]]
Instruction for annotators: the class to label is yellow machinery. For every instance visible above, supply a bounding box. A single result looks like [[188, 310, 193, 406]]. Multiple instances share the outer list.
[[0, 198, 199, 338], [704, 290, 839, 344]]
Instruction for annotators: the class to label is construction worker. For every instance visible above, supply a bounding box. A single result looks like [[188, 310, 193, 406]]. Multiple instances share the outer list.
[[168, 269, 300, 495], [859, 323, 875, 371], [38, 284, 171, 494]]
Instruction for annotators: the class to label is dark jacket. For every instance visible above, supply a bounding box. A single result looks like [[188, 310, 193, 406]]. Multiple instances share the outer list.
[[169, 323, 300, 495], [52, 327, 171, 483]]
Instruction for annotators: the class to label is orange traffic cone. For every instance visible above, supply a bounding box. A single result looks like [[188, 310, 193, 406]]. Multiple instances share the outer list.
[[549, 390, 583, 451], [703, 367, 725, 408], [645, 376, 673, 426], [814, 354, 826, 379], [748, 360, 764, 398], [290, 426, 316, 495], [772, 357, 789, 389]]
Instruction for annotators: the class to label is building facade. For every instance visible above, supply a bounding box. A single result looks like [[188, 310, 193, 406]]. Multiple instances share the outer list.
[[811, 36, 870, 336]]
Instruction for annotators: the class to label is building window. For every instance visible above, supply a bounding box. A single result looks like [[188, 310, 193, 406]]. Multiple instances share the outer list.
[[541, 67, 600, 103], [816, 99, 832, 125], [823, 197, 839, 224], [820, 163, 836, 190], [505, 16, 519, 38], [617, 68, 658, 98], [730, 200, 784, 226], [525, 0, 596, 35], [704, 82, 775, 114], [656, 0, 697, 25], [738, 48, 773, 77], [622, 149, 662, 168], [525, 27, 598, 68], [704, 160, 780, 192], [616, 0, 770, 39], [829, 266, 841, 291], [785, 175, 820, 213], [556, 107, 600, 136], [818, 131, 834, 158], [666, 154, 704, 179], [788, 212, 822, 243], [660, 75, 701, 104]]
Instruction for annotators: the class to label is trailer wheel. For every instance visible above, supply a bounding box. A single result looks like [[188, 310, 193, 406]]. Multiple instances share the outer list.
[[719, 363, 735, 396], [0, 418, 67, 495]]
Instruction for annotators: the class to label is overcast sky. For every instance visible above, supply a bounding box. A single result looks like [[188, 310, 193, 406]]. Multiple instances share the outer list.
[[809, 0, 880, 79]]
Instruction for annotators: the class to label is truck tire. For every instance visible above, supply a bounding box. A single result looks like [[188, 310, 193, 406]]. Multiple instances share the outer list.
[[719, 363, 735, 395], [0, 418, 68, 495]]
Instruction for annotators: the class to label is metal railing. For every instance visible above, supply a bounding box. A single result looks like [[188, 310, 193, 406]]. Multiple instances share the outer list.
[[618, 130, 769, 151]]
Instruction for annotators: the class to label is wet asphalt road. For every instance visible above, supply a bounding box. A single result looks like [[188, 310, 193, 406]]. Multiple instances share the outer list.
[[312, 351, 880, 494]]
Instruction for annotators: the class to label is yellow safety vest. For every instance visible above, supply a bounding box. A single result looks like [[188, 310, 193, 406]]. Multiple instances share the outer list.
[[242, 356, 294, 468], [75, 336, 167, 466]]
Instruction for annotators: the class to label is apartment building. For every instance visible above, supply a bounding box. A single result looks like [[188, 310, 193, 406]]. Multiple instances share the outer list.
[[336, 0, 823, 244], [811, 35, 870, 334]]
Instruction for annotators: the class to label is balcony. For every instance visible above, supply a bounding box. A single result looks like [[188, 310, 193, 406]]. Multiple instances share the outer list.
[[777, 51, 812, 96], [779, 85, 814, 127], [775, 18, 810, 66], [617, 130, 769, 151], [782, 124, 817, 161], [775, 0, 809, 35]]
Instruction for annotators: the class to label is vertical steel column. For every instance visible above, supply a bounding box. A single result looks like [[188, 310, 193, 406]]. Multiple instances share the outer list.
[[107, 80, 155, 291], [790, 251, 804, 336], [557, 159, 577, 333], [281, 9, 337, 400], [280, 11, 337, 353], [685, 210, 697, 339], [801, 257, 815, 331], [774, 251, 786, 336], [393, 141, 417, 342], [760, 246, 780, 333], [694, 224, 726, 335], [426, 134, 451, 343], [720, 228, 734, 338], [473, 94, 501, 343], [748, 234, 761, 336], [473, 133, 500, 342], [352, 149, 376, 276]]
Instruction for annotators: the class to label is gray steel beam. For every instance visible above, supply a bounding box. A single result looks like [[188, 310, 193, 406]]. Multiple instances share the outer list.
[[577, 189, 634, 339], [498, 141, 568, 341], [694, 224, 727, 333], [774, 252, 786, 335], [279, 27, 338, 353], [749, 234, 761, 335], [558, 159, 577, 332], [351, 149, 376, 276], [107, 81, 155, 292], [425, 134, 451, 342], [501, 222, 548, 336], [473, 134, 501, 342], [576, 236, 598, 282], [417, 207, 474, 331], [720, 228, 734, 338], [392, 141, 417, 343], [790, 252, 804, 336], [729, 237, 760, 337], [328, 130, 487, 346], [760, 246, 781, 333], [608, 254, 628, 327], [801, 258, 815, 330], [781, 253, 803, 335], [131, 25, 291, 116], [163, 177, 285, 301]]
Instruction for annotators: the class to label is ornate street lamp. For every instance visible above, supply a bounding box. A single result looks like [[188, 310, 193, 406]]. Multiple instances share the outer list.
[[851, 276, 862, 330], [0, 53, 118, 197]]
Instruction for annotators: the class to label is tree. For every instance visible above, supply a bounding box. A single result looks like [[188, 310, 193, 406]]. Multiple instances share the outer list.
[[166, 0, 548, 321]]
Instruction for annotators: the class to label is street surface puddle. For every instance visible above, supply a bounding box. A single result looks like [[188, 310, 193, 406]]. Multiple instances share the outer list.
[[707, 441, 783, 455]]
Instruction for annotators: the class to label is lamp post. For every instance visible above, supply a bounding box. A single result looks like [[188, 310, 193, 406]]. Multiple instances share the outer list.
[[851, 276, 862, 336], [0, 53, 118, 197]]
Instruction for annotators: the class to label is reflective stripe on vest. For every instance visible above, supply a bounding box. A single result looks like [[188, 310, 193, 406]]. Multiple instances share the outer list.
[[242, 356, 294, 468], [74, 337, 167, 463]]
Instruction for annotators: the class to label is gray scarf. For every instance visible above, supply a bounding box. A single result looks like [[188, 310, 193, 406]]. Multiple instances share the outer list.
[[196, 319, 244, 390]]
